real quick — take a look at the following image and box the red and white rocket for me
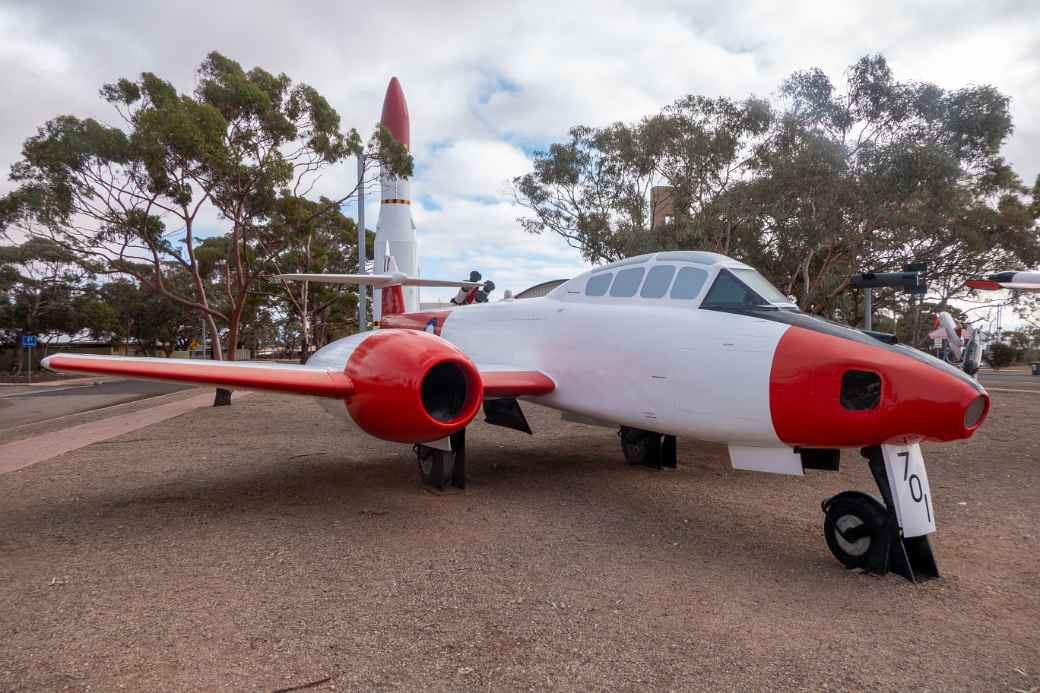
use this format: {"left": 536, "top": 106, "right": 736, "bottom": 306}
{"left": 374, "top": 77, "right": 418, "bottom": 319}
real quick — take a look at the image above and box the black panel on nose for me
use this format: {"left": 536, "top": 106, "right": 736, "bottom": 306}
{"left": 840, "top": 370, "right": 882, "bottom": 411}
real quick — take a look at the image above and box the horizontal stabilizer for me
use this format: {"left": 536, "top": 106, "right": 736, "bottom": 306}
{"left": 277, "top": 272, "right": 481, "bottom": 289}
{"left": 41, "top": 354, "right": 354, "bottom": 399}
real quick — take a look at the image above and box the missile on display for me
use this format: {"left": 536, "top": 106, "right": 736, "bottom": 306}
{"left": 374, "top": 77, "right": 418, "bottom": 320}
{"left": 966, "top": 271, "right": 1040, "bottom": 292}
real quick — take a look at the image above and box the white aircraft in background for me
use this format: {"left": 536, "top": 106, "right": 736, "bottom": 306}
{"left": 42, "top": 251, "right": 990, "bottom": 583}
{"left": 928, "top": 312, "right": 983, "bottom": 375}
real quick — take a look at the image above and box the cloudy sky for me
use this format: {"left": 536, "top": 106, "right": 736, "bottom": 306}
{"left": 2, "top": 0, "right": 1038, "bottom": 301}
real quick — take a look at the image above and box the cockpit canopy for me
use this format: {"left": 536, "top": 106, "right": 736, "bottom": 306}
{"left": 552, "top": 251, "right": 798, "bottom": 310}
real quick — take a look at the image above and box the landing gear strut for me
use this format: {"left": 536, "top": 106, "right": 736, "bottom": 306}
{"left": 414, "top": 429, "right": 467, "bottom": 491}
{"left": 822, "top": 445, "right": 939, "bottom": 582}
{"left": 619, "top": 427, "right": 676, "bottom": 469}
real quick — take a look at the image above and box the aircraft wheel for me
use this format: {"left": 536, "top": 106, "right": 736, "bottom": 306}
{"left": 822, "top": 491, "right": 889, "bottom": 570}
{"left": 415, "top": 445, "right": 448, "bottom": 490}
{"left": 619, "top": 427, "right": 662, "bottom": 467}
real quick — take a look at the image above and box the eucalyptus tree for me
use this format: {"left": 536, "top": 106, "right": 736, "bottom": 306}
{"left": 263, "top": 196, "right": 373, "bottom": 362}
{"left": 739, "top": 55, "right": 1040, "bottom": 319}
{"left": 0, "top": 238, "right": 103, "bottom": 371}
{"left": 1, "top": 51, "right": 411, "bottom": 404}
{"left": 514, "top": 54, "right": 1040, "bottom": 324}
{"left": 513, "top": 95, "right": 771, "bottom": 262}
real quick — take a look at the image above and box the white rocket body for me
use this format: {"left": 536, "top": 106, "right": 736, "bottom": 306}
{"left": 375, "top": 172, "right": 417, "bottom": 318}
{"left": 373, "top": 77, "right": 418, "bottom": 320}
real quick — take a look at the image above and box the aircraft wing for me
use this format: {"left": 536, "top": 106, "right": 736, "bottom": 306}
{"left": 40, "top": 354, "right": 555, "bottom": 401}
{"left": 479, "top": 367, "right": 556, "bottom": 398}
{"left": 277, "top": 273, "right": 481, "bottom": 289}
{"left": 41, "top": 354, "right": 355, "bottom": 398}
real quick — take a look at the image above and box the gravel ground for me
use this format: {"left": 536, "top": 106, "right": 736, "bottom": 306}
{"left": 0, "top": 390, "right": 1037, "bottom": 692}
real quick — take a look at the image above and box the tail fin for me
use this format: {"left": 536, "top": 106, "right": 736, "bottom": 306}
{"left": 380, "top": 251, "right": 405, "bottom": 316}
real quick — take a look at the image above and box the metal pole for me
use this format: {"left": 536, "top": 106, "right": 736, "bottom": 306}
{"left": 863, "top": 289, "right": 872, "bottom": 331}
{"left": 357, "top": 154, "right": 368, "bottom": 331}
{"left": 27, "top": 344, "right": 32, "bottom": 384}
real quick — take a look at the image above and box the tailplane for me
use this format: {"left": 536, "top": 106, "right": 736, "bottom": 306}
{"left": 277, "top": 250, "right": 480, "bottom": 319}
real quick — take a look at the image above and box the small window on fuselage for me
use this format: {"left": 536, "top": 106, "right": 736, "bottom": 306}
{"left": 640, "top": 265, "right": 676, "bottom": 298}
{"left": 585, "top": 272, "right": 612, "bottom": 296}
{"left": 670, "top": 266, "right": 709, "bottom": 300}
{"left": 610, "top": 267, "right": 646, "bottom": 297}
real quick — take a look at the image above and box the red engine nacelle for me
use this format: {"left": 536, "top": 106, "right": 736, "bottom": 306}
{"left": 344, "top": 329, "right": 483, "bottom": 443}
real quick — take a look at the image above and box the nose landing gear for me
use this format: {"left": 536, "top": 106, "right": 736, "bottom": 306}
{"left": 822, "top": 491, "right": 892, "bottom": 572}
{"left": 822, "top": 445, "right": 940, "bottom": 582}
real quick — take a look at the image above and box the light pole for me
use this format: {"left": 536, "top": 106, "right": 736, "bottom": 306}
{"left": 357, "top": 154, "right": 367, "bottom": 331}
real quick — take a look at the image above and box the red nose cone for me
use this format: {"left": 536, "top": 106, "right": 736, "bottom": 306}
{"left": 380, "top": 77, "right": 410, "bottom": 151}
{"left": 770, "top": 326, "right": 989, "bottom": 447}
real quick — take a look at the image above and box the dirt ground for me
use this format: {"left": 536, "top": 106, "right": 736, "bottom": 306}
{"left": 0, "top": 390, "right": 1037, "bottom": 692}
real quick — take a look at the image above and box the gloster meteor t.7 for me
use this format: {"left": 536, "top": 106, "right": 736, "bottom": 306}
{"left": 43, "top": 251, "right": 990, "bottom": 582}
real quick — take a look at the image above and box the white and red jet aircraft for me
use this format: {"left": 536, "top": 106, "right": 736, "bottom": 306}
{"left": 42, "top": 251, "right": 990, "bottom": 582}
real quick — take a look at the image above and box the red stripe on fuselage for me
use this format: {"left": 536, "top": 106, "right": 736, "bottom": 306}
{"left": 380, "top": 310, "right": 453, "bottom": 335}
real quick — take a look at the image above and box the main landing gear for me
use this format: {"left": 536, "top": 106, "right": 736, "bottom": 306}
{"left": 821, "top": 445, "right": 939, "bottom": 582}
{"left": 414, "top": 429, "right": 467, "bottom": 491}
{"left": 618, "top": 427, "right": 677, "bottom": 469}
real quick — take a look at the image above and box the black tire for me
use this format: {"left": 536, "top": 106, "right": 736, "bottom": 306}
{"left": 823, "top": 491, "right": 890, "bottom": 571}
{"left": 619, "top": 427, "right": 662, "bottom": 467}
{"left": 415, "top": 445, "right": 448, "bottom": 490}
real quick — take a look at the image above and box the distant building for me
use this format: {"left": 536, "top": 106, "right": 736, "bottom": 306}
{"left": 515, "top": 279, "right": 568, "bottom": 299}
{"left": 651, "top": 186, "right": 676, "bottom": 229}
{"left": 420, "top": 302, "right": 454, "bottom": 311}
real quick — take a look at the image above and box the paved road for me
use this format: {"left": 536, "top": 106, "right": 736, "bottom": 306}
{"left": 0, "top": 380, "right": 193, "bottom": 431}
{"left": 977, "top": 371, "right": 1040, "bottom": 388}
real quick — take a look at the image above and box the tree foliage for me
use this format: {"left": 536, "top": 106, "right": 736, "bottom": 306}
{"left": 1, "top": 51, "right": 410, "bottom": 400}
{"left": 987, "top": 342, "right": 1015, "bottom": 370}
{"left": 515, "top": 55, "right": 1040, "bottom": 322}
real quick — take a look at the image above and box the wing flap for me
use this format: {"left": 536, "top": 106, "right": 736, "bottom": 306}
{"left": 480, "top": 370, "right": 555, "bottom": 398}
{"left": 41, "top": 354, "right": 354, "bottom": 399}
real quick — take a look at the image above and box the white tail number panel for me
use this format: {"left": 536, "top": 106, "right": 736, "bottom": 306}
{"left": 881, "top": 443, "right": 936, "bottom": 537}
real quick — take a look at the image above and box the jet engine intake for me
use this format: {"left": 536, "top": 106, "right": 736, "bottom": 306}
{"left": 344, "top": 329, "right": 482, "bottom": 443}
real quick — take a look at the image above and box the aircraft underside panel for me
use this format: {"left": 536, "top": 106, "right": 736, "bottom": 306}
{"left": 728, "top": 445, "right": 803, "bottom": 475}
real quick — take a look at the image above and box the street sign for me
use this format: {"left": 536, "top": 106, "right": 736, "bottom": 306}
{"left": 21, "top": 335, "right": 37, "bottom": 348}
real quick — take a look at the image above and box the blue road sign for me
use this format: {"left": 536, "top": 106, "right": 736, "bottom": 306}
{"left": 21, "top": 335, "right": 37, "bottom": 348}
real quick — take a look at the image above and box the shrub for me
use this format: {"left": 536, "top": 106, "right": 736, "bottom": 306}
{"left": 987, "top": 342, "right": 1016, "bottom": 370}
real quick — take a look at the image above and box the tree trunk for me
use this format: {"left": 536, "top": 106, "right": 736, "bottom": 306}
{"left": 299, "top": 316, "right": 310, "bottom": 365}
{"left": 206, "top": 313, "right": 232, "bottom": 407}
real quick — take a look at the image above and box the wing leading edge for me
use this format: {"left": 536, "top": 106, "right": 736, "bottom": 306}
{"left": 480, "top": 370, "right": 556, "bottom": 398}
{"left": 41, "top": 354, "right": 354, "bottom": 399}
{"left": 41, "top": 354, "right": 555, "bottom": 401}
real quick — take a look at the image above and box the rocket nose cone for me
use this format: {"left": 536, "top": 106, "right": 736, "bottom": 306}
{"left": 380, "top": 77, "right": 410, "bottom": 151}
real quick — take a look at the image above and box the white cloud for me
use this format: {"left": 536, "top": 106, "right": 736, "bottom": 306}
{"left": 2, "top": 0, "right": 1038, "bottom": 301}
{"left": 419, "top": 139, "right": 531, "bottom": 200}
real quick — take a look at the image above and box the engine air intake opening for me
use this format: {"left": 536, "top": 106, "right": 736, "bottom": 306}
{"left": 421, "top": 361, "right": 470, "bottom": 422}
{"left": 840, "top": 370, "right": 882, "bottom": 411}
